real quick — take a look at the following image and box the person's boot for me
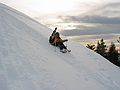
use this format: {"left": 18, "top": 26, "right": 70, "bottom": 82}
{"left": 60, "top": 49, "right": 67, "bottom": 53}
{"left": 66, "top": 49, "right": 71, "bottom": 52}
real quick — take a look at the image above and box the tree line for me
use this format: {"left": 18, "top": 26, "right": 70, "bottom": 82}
{"left": 86, "top": 37, "right": 120, "bottom": 67}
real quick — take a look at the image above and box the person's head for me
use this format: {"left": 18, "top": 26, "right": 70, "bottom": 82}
{"left": 52, "top": 32, "right": 56, "bottom": 36}
{"left": 55, "top": 32, "right": 60, "bottom": 37}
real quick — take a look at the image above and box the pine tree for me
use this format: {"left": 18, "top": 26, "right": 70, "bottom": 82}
{"left": 95, "top": 41, "right": 100, "bottom": 52}
{"left": 86, "top": 43, "right": 95, "bottom": 50}
{"left": 117, "top": 37, "right": 120, "bottom": 64}
{"left": 117, "top": 37, "right": 120, "bottom": 43}
{"left": 108, "top": 42, "right": 119, "bottom": 66}
{"left": 95, "top": 39, "right": 107, "bottom": 57}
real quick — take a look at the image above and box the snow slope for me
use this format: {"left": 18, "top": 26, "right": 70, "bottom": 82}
{"left": 0, "top": 3, "right": 120, "bottom": 90}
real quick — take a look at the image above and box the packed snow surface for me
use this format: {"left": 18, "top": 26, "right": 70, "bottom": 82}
{"left": 0, "top": 3, "right": 120, "bottom": 90}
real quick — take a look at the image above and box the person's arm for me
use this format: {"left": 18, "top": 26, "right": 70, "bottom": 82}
{"left": 52, "top": 27, "right": 57, "bottom": 36}
{"left": 62, "top": 39, "right": 68, "bottom": 42}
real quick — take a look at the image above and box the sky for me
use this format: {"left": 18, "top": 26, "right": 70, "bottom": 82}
{"left": 0, "top": 0, "right": 120, "bottom": 17}
{"left": 0, "top": 0, "right": 120, "bottom": 46}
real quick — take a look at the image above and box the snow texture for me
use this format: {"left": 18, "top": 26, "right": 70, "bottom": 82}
{"left": 0, "top": 3, "right": 120, "bottom": 90}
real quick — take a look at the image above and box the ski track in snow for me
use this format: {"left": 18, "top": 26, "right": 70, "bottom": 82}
{"left": 0, "top": 3, "right": 120, "bottom": 90}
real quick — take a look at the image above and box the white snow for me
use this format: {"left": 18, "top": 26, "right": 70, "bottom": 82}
{"left": 0, "top": 3, "right": 120, "bottom": 90}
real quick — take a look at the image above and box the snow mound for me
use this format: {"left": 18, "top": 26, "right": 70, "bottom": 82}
{"left": 0, "top": 3, "right": 120, "bottom": 90}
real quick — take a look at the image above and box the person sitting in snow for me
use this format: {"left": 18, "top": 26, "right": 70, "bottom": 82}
{"left": 49, "top": 27, "right": 71, "bottom": 53}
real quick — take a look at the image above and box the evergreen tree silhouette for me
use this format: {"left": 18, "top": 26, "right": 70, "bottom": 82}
{"left": 86, "top": 43, "right": 95, "bottom": 50}
{"left": 95, "top": 38, "right": 106, "bottom": 57}
{"left": 108, "top": 42, "right": 119, "bottom": 67}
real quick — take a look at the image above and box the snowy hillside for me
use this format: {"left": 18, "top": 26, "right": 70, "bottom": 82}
{"left": 0, "top": 3, "right": 120, "bottom": 90}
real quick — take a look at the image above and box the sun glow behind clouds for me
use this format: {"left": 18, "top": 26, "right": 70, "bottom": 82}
{"left": 27, "top": 0, "right": 75, "bottom": 14}
{"left": 1, "top": 0, "right": 119, "bottom": 17}
{"left": 0, "top": 0, "right": 105, "bottom": 17}
{"left": 0, "top": 0, "right": 79, "bottom": 16}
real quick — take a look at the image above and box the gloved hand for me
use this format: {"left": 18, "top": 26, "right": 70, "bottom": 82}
{"left": 64, "top": 39, "right": 68, "bottom": 42}
{"left": 54, "top": 27, "right": 57, "bottom": 32}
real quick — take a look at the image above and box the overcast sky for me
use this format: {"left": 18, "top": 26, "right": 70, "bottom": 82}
{"left": 0, "top": 0, "right": 120, "bottom": 17}
{"left": 0, "top": 0, "right": 120, "bottom": 45}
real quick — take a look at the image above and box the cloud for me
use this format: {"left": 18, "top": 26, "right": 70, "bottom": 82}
{"left": 74, "top": 16, "right": 120, "bottom": 24}
{"left": 59, "top": 15, "right": 120, "bottom": 24}
{"left": 61, "top": 24, "right": 120, "bottom": 36}
{"left": 91, "top": 2, "right": 120, "bottom": 17}
{"left": 58, "top": 2, "right": 120, "bottom": 24}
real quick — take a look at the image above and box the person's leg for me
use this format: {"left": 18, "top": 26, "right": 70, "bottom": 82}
{"left": 59, "top": 42, "right": 71, "bottom": 52}
{"left": 57, "top": 42, "right": 71, "bottom": 52}
{"left": 58, "top": 42, "right": 67, "bottom": 50}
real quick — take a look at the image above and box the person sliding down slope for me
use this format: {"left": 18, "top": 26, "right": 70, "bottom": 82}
{"left": 49, "top": 27, "right": 71, "bottom": 53}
